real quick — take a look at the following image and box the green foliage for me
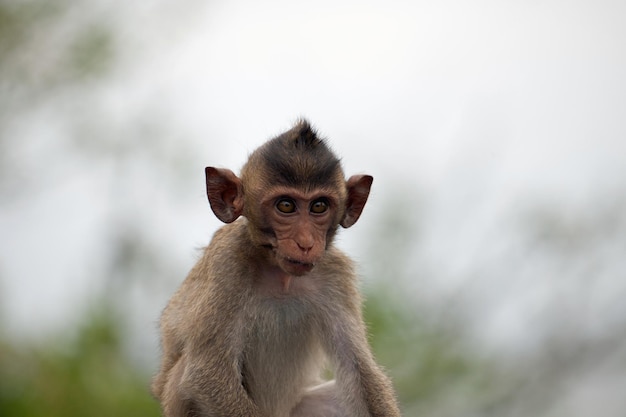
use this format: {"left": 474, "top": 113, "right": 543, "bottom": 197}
{"left": 0, "top": 309, "right": 161, "bottom": 417}
{"left": 364, "top": 287, "right": 500, "bottom": 415}
{"left": 360, "top": 199, "right": 508, "bottom": 416}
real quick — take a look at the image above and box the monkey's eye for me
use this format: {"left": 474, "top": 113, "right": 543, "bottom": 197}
{"left": 310, "top": 198, "right": 329, "bottom": 214}
{"left": 276, "top": 198, "right": 297, "bottom": 214}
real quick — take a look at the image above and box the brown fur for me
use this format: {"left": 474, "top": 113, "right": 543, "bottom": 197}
{"left": 152, "top": 121, "right": 401, "bottom": 417}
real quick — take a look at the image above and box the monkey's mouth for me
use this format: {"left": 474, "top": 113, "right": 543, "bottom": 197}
{"left": 287, "top": 258, "right": 314, "bottom": 268}
{"left": 284, "top": 258, "right": 315, "bottom": 275}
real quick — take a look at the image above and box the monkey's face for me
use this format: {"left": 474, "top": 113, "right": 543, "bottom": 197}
{"left": 259, "top": 187, "right": 340, "bottom": 277}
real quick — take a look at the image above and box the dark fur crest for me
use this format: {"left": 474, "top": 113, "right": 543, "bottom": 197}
{"left": 252, "top": 120, "right": 343, "bottom": 189}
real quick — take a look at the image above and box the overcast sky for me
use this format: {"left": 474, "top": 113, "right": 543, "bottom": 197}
{"left": 1, "top": 0, "right": 625, "bottom": 358}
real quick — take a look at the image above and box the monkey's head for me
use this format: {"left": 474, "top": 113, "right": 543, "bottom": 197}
{"left": 205, "top": 120, "right": 372, "bottom": 276}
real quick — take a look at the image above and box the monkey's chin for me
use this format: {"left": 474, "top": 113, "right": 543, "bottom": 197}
{"left": 280, "top": 258, "right": 315, "bottom": 276}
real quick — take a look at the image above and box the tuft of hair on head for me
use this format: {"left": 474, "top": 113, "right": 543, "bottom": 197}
{"left": 244, "top": 119, "right": 344, "bottom": 191}
{"left": 288, "top": 119, "right": 321, "bottom": 148}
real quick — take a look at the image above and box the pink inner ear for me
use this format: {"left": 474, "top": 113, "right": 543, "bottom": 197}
{"left": 205, "top": 167, "right": 244, "bottom": 223}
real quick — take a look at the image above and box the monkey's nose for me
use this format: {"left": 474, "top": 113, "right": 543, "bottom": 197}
{"left": 296, "top": 235, "right": 315, "bottom": 253}
{"left": 297, "top": 242, "right": 312, "bottom": 254}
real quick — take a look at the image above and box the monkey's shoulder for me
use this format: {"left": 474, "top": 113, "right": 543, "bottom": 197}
{"left": 323, "top": 245, "right": 354, "bottom": 264}
{"left": 206, "top": 219, "right": 251, "bottom": 250}
{"left": 198, "top": 220, "right": 254, "bottom": 272}
{"left": 313, "top": 247, "right": 362, "bottom": 301}
{"left": 169, "top": 222, "right": 249, "bottom": 301}
{"left": 319, "top": 246, "right": 354, "bottom": 271}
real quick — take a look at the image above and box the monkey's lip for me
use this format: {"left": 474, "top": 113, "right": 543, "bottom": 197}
{"left": 284, "top": 258, "right": 315, "bottom": 274}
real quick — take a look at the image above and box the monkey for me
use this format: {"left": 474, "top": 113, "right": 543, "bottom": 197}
{"left": 152, "top": 120, "right": 401, "bottom": 417}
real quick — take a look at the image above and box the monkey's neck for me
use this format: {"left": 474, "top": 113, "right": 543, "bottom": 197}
{"left": 281, "top": 275, "right": 292, "bottom": 292}
{"left": 256, "top": 264, "right": 300, "bottom": 296}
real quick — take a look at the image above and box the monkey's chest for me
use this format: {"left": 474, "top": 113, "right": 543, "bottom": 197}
{"left": 244, "top": 299, "right": 322, "bottom": 368}
{"left": 241, "top": 300, "right": 325, "bottom": 413}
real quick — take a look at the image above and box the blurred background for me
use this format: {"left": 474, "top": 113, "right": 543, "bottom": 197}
{"left": 1, "top": 0, "right": 625, "bottom": 416}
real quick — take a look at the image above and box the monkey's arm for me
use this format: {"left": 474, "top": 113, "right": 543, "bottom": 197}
{"left": 328, "top": 313, "right": 402, "bottom": 417}
{"left": 179, "top": 341, "right": 263, "bottom": 417}
{"left": 157, "top": 317, "right": 264, "bottom": 417}
{"left": 316, "top": 251, "right": 401, "bottom": 417}
{"left": 155, "top": 275, "right": 264, "bottom": 417}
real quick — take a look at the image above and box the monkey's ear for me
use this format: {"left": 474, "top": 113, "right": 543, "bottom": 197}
{"left": 340, "top": 175, "right": 373, "bottom": 228}
{"left": 205, "top": 167, "right": 244, "bottom": 223}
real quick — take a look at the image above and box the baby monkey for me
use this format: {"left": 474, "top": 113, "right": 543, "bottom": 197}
{"left": 152, "top": 120, "right": 401, "bottom": 417}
